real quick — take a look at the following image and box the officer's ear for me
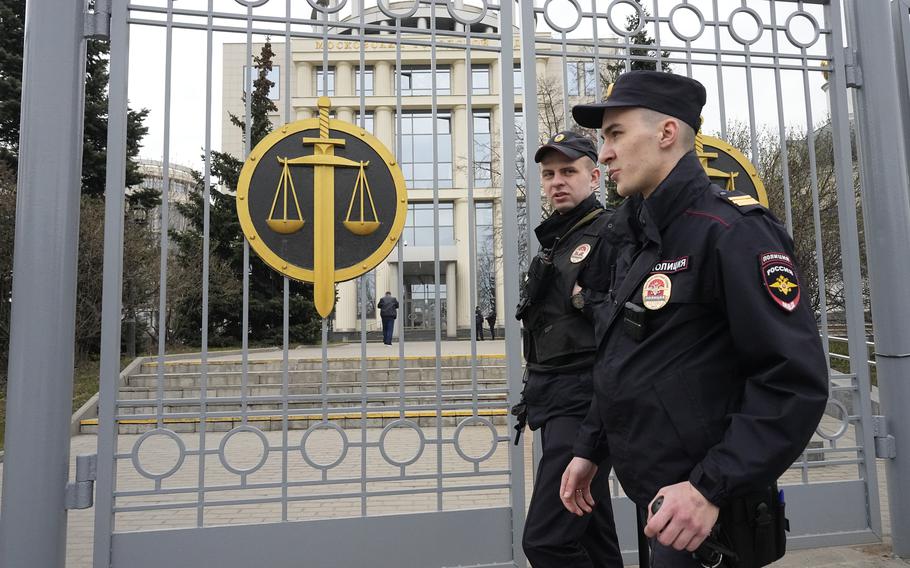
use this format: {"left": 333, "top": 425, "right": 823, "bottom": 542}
{"left": 588, "top": 159, "right": 601, "bottom": 188}
{"left": 657, "top": 118, "right": 680, "bottom": 150}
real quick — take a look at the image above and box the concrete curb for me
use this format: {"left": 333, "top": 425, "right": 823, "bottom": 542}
{"left": 69, "top": 356, "right": 146, "bottom": 436}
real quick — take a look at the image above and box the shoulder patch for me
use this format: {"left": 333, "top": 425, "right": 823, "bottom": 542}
{"left": 759, "top": 251, "right": 800, "bottom": 312}
{"left": 718, "top": 190, "right": 766, "bottom": 214}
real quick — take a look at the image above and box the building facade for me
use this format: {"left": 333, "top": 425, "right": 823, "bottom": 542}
{"left": 222, "top": 3, "right": 610, "bottom": 337}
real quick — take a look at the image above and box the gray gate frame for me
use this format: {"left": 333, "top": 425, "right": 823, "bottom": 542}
{"left": 91, "top": 1, "right": 527, "bottom": 567}
{"left": 5, "top": 0, "right": 909, "bottom": 567}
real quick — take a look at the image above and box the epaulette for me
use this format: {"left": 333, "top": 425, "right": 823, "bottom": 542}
{"left": 715, "top": 189, "right": 766, "bottom": 215}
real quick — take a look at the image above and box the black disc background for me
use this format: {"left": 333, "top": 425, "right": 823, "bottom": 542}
{"left": 246, "top": 127, "right": 398, "bottom": 272}
{"left": 703, "top": 143, "right": 762, "bottom": 202}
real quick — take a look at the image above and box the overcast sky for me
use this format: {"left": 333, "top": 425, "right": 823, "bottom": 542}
{"left": 127, "top": 0, "right": 837, "bottom": 172}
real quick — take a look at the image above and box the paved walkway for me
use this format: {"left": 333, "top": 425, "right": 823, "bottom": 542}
{"left": 1, "top": 341, "right": 908, "bottom": 566}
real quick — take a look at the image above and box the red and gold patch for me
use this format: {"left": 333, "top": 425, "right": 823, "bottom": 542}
{"left": 760, "top": 252, "right": 800, "bottom": 312}
{"left": 642, "top": 274, "right": 672, "bottom": 310}
{"left": 570, "top": 243, "right": 592, "bottom": 264}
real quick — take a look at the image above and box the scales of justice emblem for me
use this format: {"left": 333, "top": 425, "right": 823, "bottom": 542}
{"left": 236, "top": 97, "right": 408, "bottom": 318}
{"left": 695, "top": 129, "right": 769, "bottom": 207}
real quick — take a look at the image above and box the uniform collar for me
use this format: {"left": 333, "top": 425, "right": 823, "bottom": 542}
{"left": 639, "top": 151, "right": 711, "bottom": 235}
{"left": 534, "top": 193, "right": 602, "bottom": 249}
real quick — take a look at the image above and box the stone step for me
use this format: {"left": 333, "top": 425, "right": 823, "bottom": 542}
{"left": 125, "top": 365, "right": 507, "bottom": 388}
{"left": 117, "top": 378, "right": 507, "bottom": 400}
{"left": 79, "top": 409, "right": 509, "bottom": 435}
{"left": 139, "top": 354, "right": 505, "bottom": 374}
{"left": 114, "top": 391, "right": 509, "bottom": 416}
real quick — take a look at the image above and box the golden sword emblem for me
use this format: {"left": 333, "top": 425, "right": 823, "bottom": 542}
{"left": 281, "top": 96, "right": 361, "bottom": 318}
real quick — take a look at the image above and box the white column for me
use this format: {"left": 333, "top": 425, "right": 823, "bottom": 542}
{"left": 335, "top": 280, "right": 357, "bottom": 332}
{"left": 445, "top": 261, "right": 457, "bottom": 338}
{"left": 452, "top": 105, "right": 468, "bottom": 189}
{"left": 493, "top": 198, "right": 505, "bottom": 326}
{"left": 297, "top": 61, "right": 312, "bottom": 96}
{"left": 337, "top": 106, "right": 354, "bottom": 124}
{"left": 387, "top": 262, "right": 400, "bottom": 339}
{"left": 375, "top": 60, "right": 392, "bottom": 96}
{"left": 454, "top": 197, "right": 472, "bottom": 330}
{"left": 336, "top": 60, "right": 353, "bottom": 96}
{"left": 375, "top": 262, "right": 390, "bottom": 331}
{"left": 375, "top": 105, "right": 394, "bottom": 150}
{"left": 453, "top": 59, "right": 466, "bottom": 96}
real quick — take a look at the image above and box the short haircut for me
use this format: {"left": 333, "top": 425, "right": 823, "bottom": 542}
{"left": 640, "top": 108, "right": 697, "bottom": 150}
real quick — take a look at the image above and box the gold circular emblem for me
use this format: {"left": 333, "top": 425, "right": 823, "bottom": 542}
{"left": 553, "top": 133, "right": 565, "bottom": 142}
{"left": 696, "top": 134, "right": 769, "bottom": 206}
{"left": 642, "top": 274, "right": 672, "bottom": 310}
{"left": 236, "top": 98, "right": 408, "bottom": 317}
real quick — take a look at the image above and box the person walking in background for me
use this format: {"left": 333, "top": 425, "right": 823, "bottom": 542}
{"left": 486, "top": 309, "right": 496, "bottom": 340}
{"left": 377, "top": 291, "right": 399, "bottom": 345}
{"left": 475, "top": 306, "right": 485, "bottom": 340}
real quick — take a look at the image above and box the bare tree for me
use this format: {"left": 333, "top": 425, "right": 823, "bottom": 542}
{"left": 723, "top": 120, "right": 866, "bottom": 319}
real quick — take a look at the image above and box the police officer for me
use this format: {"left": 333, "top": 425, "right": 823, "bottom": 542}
{"left": 517, "top": 131, "right": 622, "bottom": 568}
{"left": 558, "top": 71, "right": 829, "bottom": 567}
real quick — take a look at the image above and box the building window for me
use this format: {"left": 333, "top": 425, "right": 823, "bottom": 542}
{"left": 244, "top": 65, "right": 280, "bottom": 100}
{"left": 473, "top": 112, "right": 492, "bottom": 188}
{"left": 355, "top": 66, "right": 373, "bottom": 96}
{"left": 403, "top": 202, "right": 455, "bottom": 247}
{"left": 472, "top": 65, "right": 490, "bottom": 95}
{"left": 399, "top": 112, "right": 452, "bottom": 188}
{"left": 397, "top": 66, "right": 450, "bottom": 96}
{"left": 514, "top": 64, "right": 523, "bottom": 95}
{"left": 567, "top": 61, "right": 596, "bottom": 97}
{"left": 476, "top": 201, "right": 496, "bottom": 315}
{"left": 356, "top": 271, "right": 376, "bottom": 319}
{"left": 315, "top": 67, "right": 335, "bottom": 96}
{"left": 355, "top": 112, "right": 374, "bottom": 134}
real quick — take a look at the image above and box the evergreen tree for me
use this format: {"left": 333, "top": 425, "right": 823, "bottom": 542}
{"left": 604, "top": 1, "right": 672, "bottom": 84}
{"left": 172, "top": 39, "right": 320, "bottom": 347}
{"left": 0, "top": 0, "right": 23, "bottom": 171}
{"left": 82, "top": 40, "right": 157, "bottom": 208}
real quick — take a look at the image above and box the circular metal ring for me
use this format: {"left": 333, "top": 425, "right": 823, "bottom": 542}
{"left": 306, "top": 0, "right": 347, "bottom": 14}
{"left": 233, "top": 0, "right": 271, "bottom": 7}
{"left": 377, "top": 0, "right": 420, "bottom": 20}
{"left": 453, "top": 416, "right": 498, "bottom": 463}
{"left": 728, "top": 6, "right": 764, "bottom": 46}
{"left": 668, "top": 4, "right": 705, "bottom": 43}
{"left": 299, "top": 421, "right": 350, "bottom": 470}
{"left": 607, "top": 0, "right": 644, "bottom": 38}
{"left": 447, "top": 0, "right": 489, "bottom": 26}
{"left": 131, "top": 428, "right": 186, "bottom": 481}
{"left": 815, "top": 398, "right": 850, "bottom": 441}
{"left": 784, "top": 11, "right": 820, "bottom": 49}
{"left": 542, "top": 0, "right": 583, "bottom": 34}
{"left": 379, "top": 419, "right": 426, "bottom": 467}
{"left": 218, "top": 425, "right": 270, "bottom": 476}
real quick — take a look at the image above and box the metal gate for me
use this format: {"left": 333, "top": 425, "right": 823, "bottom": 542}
{"left": 515, "top": 0, "right": 882, "bottom": 559}
{"left": 93, "top": 1, "right": 526, "bottom": 566}
{"left": 88, "top": 0, "right": 883, "bottom": 567}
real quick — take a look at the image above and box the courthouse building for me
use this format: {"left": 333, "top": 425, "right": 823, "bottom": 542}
{"left": 221, "top": 2, "right": 609, "bottom": 338}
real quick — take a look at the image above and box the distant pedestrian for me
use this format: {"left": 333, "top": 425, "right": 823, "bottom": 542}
{"left": 486, "top": 310, "right": 496, "bottom": 340}
{"left": 475, "top": 306, "right": 485, "bottom": 340}
{"left": 377, "top": 291, "right": 399, "bottom": 345}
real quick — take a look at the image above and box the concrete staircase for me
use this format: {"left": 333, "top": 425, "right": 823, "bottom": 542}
{"left": 79, "top": 354, "right": 510, "bottom": 435}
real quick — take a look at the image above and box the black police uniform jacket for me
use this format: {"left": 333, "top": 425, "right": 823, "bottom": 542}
{"left": 574, "top": 151, "right": 828, "bottom": 508}
{"left": 519, "top": 194, "right": 611, "bottom": 427}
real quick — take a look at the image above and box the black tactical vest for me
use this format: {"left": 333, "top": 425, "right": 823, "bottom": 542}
{"left": 520, "top": 208, "right": 609, "bottom": 373}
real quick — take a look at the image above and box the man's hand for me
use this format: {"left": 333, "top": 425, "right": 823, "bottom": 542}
{"left": 559, "top": 457, "right": 597, "bottom": 516}
{"left": 645, "top": 481, "right": 719, "bottom": 551}
{"left": 572, "top": 282, "right": 583, "bottom": 296}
